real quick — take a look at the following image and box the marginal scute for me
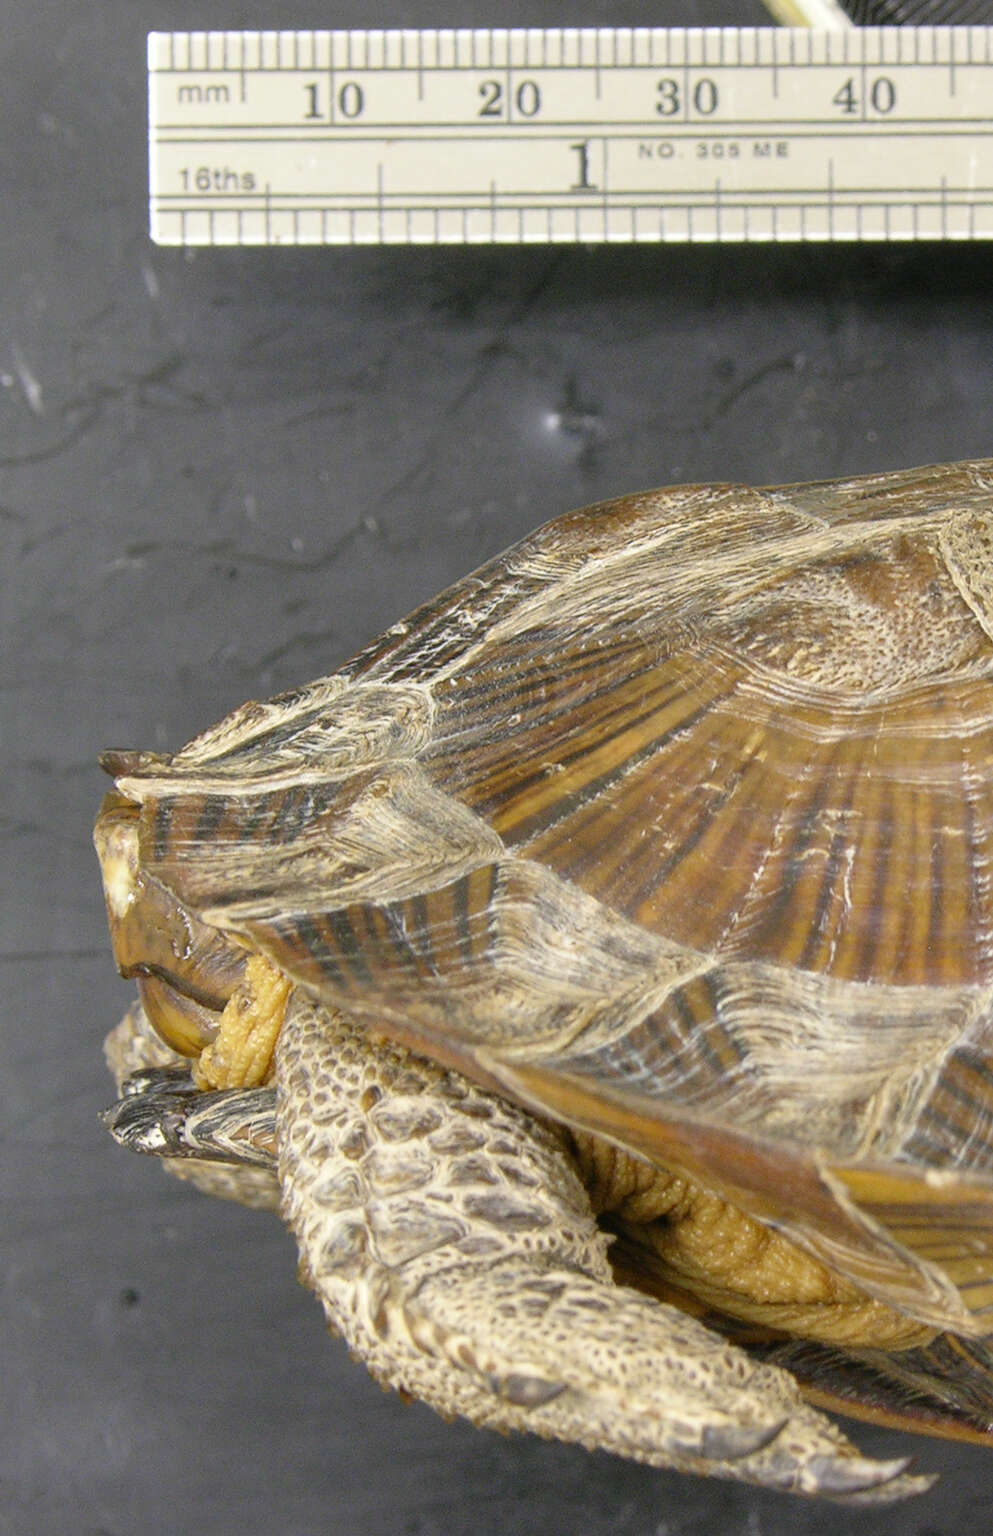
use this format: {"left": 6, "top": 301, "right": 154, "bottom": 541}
{"left": 245, "top": 855, "right": 703, "bottom": 1060}
{"left": 134, "top": 763, "right": 505, "bottom": 928}
{"left": 174, "top": 677, "right": 349, "bottom": 765}
{"left": 117, "top": 680, "right": 434, "bottom": 796}
{"left": 550, "top": 962, "right": 984, "bottom": 1166}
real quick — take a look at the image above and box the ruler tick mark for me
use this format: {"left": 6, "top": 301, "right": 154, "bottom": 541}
{"left": 150, "top": 25, "right": 993, "bottom": 246}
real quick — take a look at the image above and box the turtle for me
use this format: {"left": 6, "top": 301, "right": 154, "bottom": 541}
{"left": 94, "top": 458, "right": 993, "bottom": 1504}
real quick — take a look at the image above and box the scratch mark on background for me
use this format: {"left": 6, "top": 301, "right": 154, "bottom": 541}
{"left": 0, "top": 948, "right": 106, "bottom": 964}
{"left": 11, "top": 343, "right": 44, "bottom": 415}
{"left": 0, "top": 353, "right": 204, "bottom": 468}
{"left": 363, "top": 254, "right": 566, "bottom": 523}
{"left": 0, "top": 414, "right": 98, "bottom": 468}
{"left": 114, "top": 520, "right": 364, "bottom": 576}
{"left": 699, "top": 353, "right": 802, "bottom": 433}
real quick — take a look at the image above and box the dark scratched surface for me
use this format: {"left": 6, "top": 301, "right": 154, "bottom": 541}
{"left": 4, "top": 2, "right": 993, "bottom": 1533}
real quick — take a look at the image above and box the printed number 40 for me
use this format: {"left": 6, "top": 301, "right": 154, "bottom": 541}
{"left": 832, "top": 76, "right": 896, "bottom": 114}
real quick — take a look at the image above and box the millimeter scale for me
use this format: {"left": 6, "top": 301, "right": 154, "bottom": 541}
{"left": 149, "top": 27, "right": 993, "bottom": 245}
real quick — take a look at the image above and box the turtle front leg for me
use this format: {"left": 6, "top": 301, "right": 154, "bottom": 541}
{"left": 276, "top": 995, "right": 931, "bottom": 1503}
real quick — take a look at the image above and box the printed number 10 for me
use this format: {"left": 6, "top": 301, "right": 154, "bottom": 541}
{"left": 304, "top": 81, "right": 365, "bottom": 119}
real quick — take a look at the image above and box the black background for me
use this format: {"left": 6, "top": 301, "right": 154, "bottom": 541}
{"left": 4, "top": 2, "right": 993, "bottom": 1532}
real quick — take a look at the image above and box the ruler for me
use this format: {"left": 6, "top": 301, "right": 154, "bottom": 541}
{"left": 148, "top": 27, "right": 993, "bottom": 245}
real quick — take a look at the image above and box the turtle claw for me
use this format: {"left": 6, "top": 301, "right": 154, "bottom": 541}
{"left": 668, "top": 1419, "right": 928, "bottom": 1499}
{"left": 488, "top": 1371, "right": 567, "bottom": 1408}
{"left": 803, "top": 1452, "right": 917, "bottom": 1497}
{"left": 699, "top": 1418, "right": 788, "bottom": 1461}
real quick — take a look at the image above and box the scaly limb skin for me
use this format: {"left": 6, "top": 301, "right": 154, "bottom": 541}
{"left": 276, "top": 994, "right": 932, "bottom": 1503}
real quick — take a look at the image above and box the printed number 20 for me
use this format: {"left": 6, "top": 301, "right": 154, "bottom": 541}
{"left": 478, "top": 79, "right": 542, "bottom": 117}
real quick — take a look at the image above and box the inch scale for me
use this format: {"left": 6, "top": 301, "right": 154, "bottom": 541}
{"left": 149, "top": 27, "right": 993, "bottom": 245}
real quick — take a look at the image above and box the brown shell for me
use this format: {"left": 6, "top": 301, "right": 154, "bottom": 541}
{"left": 109, "top": 460, "right": 993, "bottom": 1423}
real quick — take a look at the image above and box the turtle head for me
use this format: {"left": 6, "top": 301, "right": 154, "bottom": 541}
{"left": 94, "top": 786, "right": 240, "bottom": 1057}
{"left": 94, "top": 778, "right": 289, "bottom": 1088}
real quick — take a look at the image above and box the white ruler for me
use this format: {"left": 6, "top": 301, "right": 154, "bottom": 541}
{"left": 148, "top": 27, "right": 993, "bottom": 245}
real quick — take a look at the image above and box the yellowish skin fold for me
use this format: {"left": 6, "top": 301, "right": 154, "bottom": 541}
{"left": 192, "top": 951, "right": 291, "bottom": 1090}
